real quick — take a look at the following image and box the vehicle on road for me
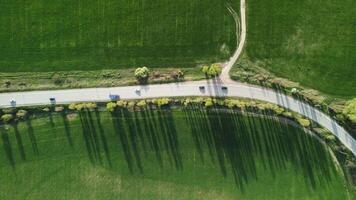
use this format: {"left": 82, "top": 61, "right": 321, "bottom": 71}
{"left": 10, "top": 99, "right": 16, "bottom": 107}
{"left": 109, "top": 94, "right": 120, "bottom": 101}
{"left": 49, "top": 97, "right": 56, "bottom": 104}
{"left": 221, "top": 86, "right": 228, "bottom": 91}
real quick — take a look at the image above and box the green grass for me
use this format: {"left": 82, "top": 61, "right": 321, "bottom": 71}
{"left": 245, "top": 0, "right": 356, "bottom": 97}
{"left": 0, "top": 0, "right": 237, "bottom": 72}
{"left": 0, "top": 67, "right": 205, "bottom": 93}
{"left": 0, "top": 108, "right": 350, "bottom": 199}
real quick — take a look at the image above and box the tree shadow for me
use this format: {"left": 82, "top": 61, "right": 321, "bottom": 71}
{"left": 0, "top": 127, "right": 15, "bottom": 168}
{"left": 95, "top": 109, "right": 112, "bottom": 168}
{"left": 182, "top": 107, "right": 337, "bottom": 192}
{"left": 13, "top": 123, "right": 26, "bottom": 161}
{"left": 25, "top": 119, "right": 39, "bottom": 155}
{"left": 61, "top": 112, "right": 73, "bottom": 147}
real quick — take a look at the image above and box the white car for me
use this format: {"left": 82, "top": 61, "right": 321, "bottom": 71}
{"left": 10, "top": 99, "right": 16, "bottom": 107}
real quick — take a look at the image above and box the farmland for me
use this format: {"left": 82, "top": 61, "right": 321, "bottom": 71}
{"left": 245, "top": 0, "right": 356, "bottom": 97}
{"left": 0, "top": 0, "right": 237, "bottom": 72}
{"left": 0, "top": 108, "right": 349, "bottom": 199}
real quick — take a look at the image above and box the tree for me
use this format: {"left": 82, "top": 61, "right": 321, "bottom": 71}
{"left": 117, "top": 100, "right": 127, "bottom": 108}
{"left": 134, "top": 67, "right": 150, "bottom": 83}
{"left": 16, "top": 110, "right": 28, "bottom": 120}
{"left": 343, "top": 98, "right": 356, "bottom": 123}
{"left": 106, "top": 102, "right": 117, "bottom": 112}
{"left": 171, "top": 70, "right": 184, "bottom": 80}
{"left": 201, "top": 64, "right": 222, "bottom": 78}
{"left": 156, "top": 98, "right": 170, "bottom": 107}
{"left": 137, "top": 100, "right": 147, "bottom": 108}
{"left": 1, "top": 114, "right": 13, "bottom": 123}
{"left": 204, "top": 98, "right": 214, "bottom": 108}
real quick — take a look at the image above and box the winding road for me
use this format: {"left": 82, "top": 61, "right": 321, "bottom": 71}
{"left": 1, "top": 0, "right": 355, "bottom": 156}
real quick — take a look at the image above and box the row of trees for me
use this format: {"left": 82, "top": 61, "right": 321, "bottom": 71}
{"left": 134, "top": 67, "right": 185, "bottom": 84}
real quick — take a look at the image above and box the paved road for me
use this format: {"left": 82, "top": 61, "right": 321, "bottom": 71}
{"left": 1, "top": 80, "right": 355, "bottom": 156}
{"left": 1, "top": 0, "right": 355, "bottom": 156}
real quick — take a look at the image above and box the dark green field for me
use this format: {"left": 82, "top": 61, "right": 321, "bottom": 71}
{"left": 0, "top": 0, "right": 237, "bottom": 72}
{"left": 246, "top": 0, "right": 356, "bottom": 97}
{"left": 0, "top": 108, "right": 349, "bottom": 199}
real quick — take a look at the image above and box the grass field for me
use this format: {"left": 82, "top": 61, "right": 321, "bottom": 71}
{"left": 0, "top": 0, "right": 237, "bottom": 72}
{"left": 245, "top": 0, "right": 356, "bottom": 97}
{"left": 0, "top": 108, "right": 349, "bottom": 199}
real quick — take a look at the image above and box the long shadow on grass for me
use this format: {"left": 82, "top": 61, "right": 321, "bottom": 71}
{"left": 13, "top": 123, "right": 26, "bottom": 161}
{"left": 61, "top": 112, "right": 73, "bottom": 148}
{"left": 108, "top": 105, "right": 184, "bottom": 173}
{"left": 183, "top": 106, "right": 337, "bottom": 192}
{"left": 0, "top": 127, "right": 15, "bottom": 168}
{"left": 25, "top": 119, "right": 39, "bottom": 155}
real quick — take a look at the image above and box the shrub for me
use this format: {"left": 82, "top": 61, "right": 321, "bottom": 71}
{"left": 117, "top": 100, "right": 127, "bottom": 108}
{"left": 68, "top": 103, "right": 76, "bottom": 110}
{"left": 85, "top": 103, "right": 97, "bottom": 110}
{"left": 297, "top": 118, "right": 311, "bottom": 127}
{"left": 171, "top": 70, "right": 184, "bottom": 80}
{"left": 106, "top": 102, "right": 117, "bottom": 112}
{"left": 204, "top": 98, "right": 214, "bottom": 107}
{"left": 55, "top": 106, "right": 65, "bottom": 112}
{"left": 137, "top": 100, "right": 147, "bottom": 108}
{"left": 2, "top": 108, "right": 15, "bottom": 114}
{"left": 42, "top": 107, "right": 50, "bottom": 112}
{"left": 134, "top": 67, "right": 150, "bottom": 83}
{"left": 127, "top": 101, "right": 136, "bottom": 108}
{"left": 343, "top": 98, "right": 356, "bottom": 123}
{"left": 1, "top": 114, "right": 13, "bottom": 123}
{"left": 16, "top": 110, "right": 28, "bottom": 120}
{"left": 202, "top": 64, "right": 222, "bottom": 77}
{"left": 156, "top": 98, "right": 170, "bottom": 107}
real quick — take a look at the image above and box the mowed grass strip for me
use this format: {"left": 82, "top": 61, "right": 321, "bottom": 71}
{"left": 0, "top": 0, "right": 237, "bottom": 72}
{"left": 0, "top": 109, "right": 349, "bottom": 199}
{"left": 246, "top": 0, "right": 356, "bottom": 97}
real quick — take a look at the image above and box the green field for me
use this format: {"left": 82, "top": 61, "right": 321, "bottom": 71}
{"left": 0, "top": 108, "right": 349, "bottom": 199}
{"left": 0, "top": 0, "right": 237, "bottom": 72}
{"left": 246, "top": 0, "right": 356, "bottom": 97}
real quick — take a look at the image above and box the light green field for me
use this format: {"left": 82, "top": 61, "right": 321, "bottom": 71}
{"left": 245, "top": 0, "right": 356, "bottom": 97}
{"left": 0, "top": 108, "right": 349, "bottom": 199}
{"left": 0, "top": 0, "right": 237, "bottom": 72}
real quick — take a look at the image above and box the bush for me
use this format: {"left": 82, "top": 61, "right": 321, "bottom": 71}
{"left": 204, "top": 98, "right": 214, "bottom": 107}
{"left": 156, "top": 98, "right": 170, "bottom": 107}
{"left": 106, "top": 102, "right": 117, "bottom": 112}
{"left": 137, "top": 100, "right": 147, "bottom": 108}
{"left": 297, "top": 118, "right": 311, "bottom": 127}
{"left": 134, "top": 67, "right": 150, "bottom": 83}
{"left": 85, "top": 103, "right": 97, "bottom": 110}
{"left": 343, "top": 98, "right": 356, "bottom": 123}
{"left": 16, "top": 110, "right": 28, "bottom": 120}
{"left": 170, "top": 70, "right": 184, "bottom": 80}
{"left": 1, "top": 114, "right": 13, "bottom": 123}
{"left": 55, "top": 106, "right": 65, "bottom": 112}
{"left": 201, "top": 64, "right": 222, "bottom": 78}
{"left": 117, "top": 100, "right": 127, "bottom": 108}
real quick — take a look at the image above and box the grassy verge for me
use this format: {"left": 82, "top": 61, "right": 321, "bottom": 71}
{"left": 245, "top": 0, "right": 356, "bottom": 97}
{"left": 230, "top": 54, "right": 356, "bottom": 136}
{"left": 0, "top": 67, "right": 205, "bottom": 92}
{"left": 0, "top": 102, "right": 350, "bottom": 199}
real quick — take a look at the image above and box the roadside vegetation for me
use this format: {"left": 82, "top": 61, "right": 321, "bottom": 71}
{"left": 230, "top": 56, "right": 356, "bottom": 138}
{"left": 0, "top": 98, "right": 351, "bottom": 199}
{"left": 0, "top": 67, "right": 204, "bottom": 92}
